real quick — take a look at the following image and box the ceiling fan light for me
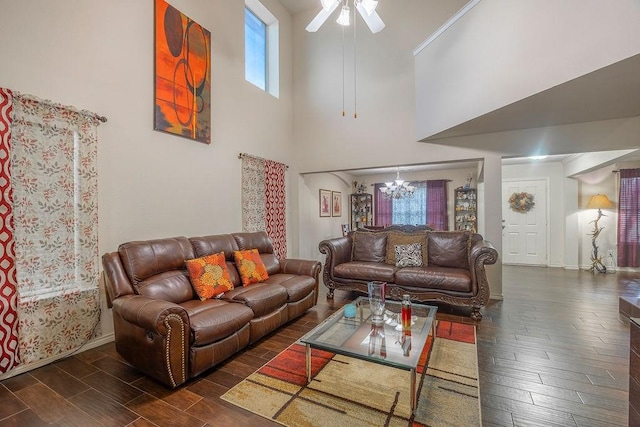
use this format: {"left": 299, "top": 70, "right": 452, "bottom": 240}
{"left": 321, "top": 0, "right": 337, "bottom": 11}
{"left": 360, "top": 0, "right": 378, "bottom": 15}
{"left": 336, "top": 5, "right": 350, "bottom": 26}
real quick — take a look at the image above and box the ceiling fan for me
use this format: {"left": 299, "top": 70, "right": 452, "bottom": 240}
{"left": 306, "top": 0, "right": 385, "bottom": 33}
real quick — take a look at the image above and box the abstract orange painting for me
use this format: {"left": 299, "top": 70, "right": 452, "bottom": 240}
{"left": 154, "top": 0, "right": 211, "bottom": 144}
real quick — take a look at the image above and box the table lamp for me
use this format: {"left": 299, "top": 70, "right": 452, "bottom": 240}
{"left": 585, "top": 194, "right": 614, "bottom": 273}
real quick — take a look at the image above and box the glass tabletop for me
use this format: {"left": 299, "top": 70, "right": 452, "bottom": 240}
{"left": 300, "top": 296, "right": 437, "bottom": 370}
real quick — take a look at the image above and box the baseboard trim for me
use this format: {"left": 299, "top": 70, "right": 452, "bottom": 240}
{"left": 0, "top": 333, "right": 115, "bottom": 381}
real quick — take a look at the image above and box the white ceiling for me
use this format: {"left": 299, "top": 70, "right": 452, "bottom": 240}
{"left": 279, "top": 0, "right": 317, "bottom": 15}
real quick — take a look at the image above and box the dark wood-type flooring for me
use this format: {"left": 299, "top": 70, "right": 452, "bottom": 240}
{"left": 0, "top": 265, "right": 637, "bottom": 426}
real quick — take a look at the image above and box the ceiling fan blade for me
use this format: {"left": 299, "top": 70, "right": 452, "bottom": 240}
{"left": 305, "top": 2, "right": 340, "bottom": 32}
{"left": 356, "top": 3, "right": 385, "bottom": 33}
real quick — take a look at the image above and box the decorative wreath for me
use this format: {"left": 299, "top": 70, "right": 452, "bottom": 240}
{"left": 508, "top": 192, "right": 535, "bottom": 213}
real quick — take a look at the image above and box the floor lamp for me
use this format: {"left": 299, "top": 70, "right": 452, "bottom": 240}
{"left": 585, "top": 194, "right": 614, "bottom": 273}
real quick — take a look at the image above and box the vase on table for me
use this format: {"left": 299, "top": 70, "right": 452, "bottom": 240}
{"left": 367, "top": 281, "right": 386, "bottom": 324}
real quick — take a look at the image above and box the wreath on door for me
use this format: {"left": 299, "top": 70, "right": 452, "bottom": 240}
{"left": 508, "top": 192, "right": 535, "bottom": 213}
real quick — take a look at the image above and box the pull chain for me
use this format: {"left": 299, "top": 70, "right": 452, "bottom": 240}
{"left": 353, "top": 2, "right": 357, "bottom": 119}
{"left": 342, "top": 23, "right": 345, "bottom": 117}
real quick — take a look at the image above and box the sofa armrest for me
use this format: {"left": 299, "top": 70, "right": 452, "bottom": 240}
{"left": 468, "top": 239, "right": 499, "bottom": 305}
{"left": 318, "top": 237, "right": 352, "bottom": 298}
{"left": 279, "top": 258, "right": 321, "bottom": 278}
{"left": 111, "top": 294, "right": 190, "bottom": 388}
{"left": 112, "top": 294, "right": 189, "bottom": 334}
{"left": 318, "top": 236, "right": 352, "bottom": 265}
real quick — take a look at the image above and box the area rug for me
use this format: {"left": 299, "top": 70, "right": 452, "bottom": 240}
{"left": 221, "top": 321, "right": 480, "bottom": 426}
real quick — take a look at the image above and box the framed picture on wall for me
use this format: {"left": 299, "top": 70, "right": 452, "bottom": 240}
{"left": 154, "top": 0, "right": 211, "bottom": 144}
{"left": 332, "top": 191, "right": 342, "bottom": 217}
{"left": 319, "top": 189, "right": 331, "bottom": 217}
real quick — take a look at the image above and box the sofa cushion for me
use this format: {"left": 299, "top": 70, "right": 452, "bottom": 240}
{"left": 234, "top": 249, "right": 269, "bottom": 285}
{"left": 185, "top": 252, "right": 234, "bottom": 300}
{"left": 263, "top": 273, "right": 316, "bottom": 302}
{"left": 181, "top": 299, "right": 254, "bottom": 346}
{"left": 385, "top": 232, "right": 428, "bottom": 266}
{"left": 334, "top": 261, "right": 396, "bottom": 282}
{"left": 352, "top": 231, "right": 387, "bottom": 263}
{"left": 221, "top": 283, "right": 288, "bottom": 318}
{"left": 233, "top": 231, "right": 281, "bottom": 275}
{"left": 427, "top": 231, "right": 472, "bottom": 269}
{"left": 395, "top": 243, "right": 423, "bottom": 267}
{"left": 118, "top": 237, "right": 196, "bottom": 303}
{"left": 394, "top": 266, "right": 471, "bottom": 292}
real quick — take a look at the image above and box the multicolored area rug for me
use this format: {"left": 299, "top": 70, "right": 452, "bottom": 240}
{"left": 221, "top": 321, "right": 480, "bottom": 426}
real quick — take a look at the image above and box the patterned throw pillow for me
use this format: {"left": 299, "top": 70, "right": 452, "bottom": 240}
{"left": 395, "top": 243, "right": 423, "bottom": 267}
{"left": 185, "top": 252, "right": 234, "bottom": 300}
{"left": 385, "top": 232, "right": 428, "bottom": 266}
{"left": 234, "top": 249, "right": 269, "bottom": 286}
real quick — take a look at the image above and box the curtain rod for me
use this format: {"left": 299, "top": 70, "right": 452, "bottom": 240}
{"left": 238, "top": 152, "right": 288, "bottom": 169}
{"left": 13, "top": 91, "right": 107, "bottom": 123}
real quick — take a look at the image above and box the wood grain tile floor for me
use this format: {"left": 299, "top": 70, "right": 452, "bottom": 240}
{"left": 0, "top": 265, "right": 637, "bottom": 426}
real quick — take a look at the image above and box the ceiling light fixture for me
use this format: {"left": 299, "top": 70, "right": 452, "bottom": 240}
{"left": 336, "top": 5, "right": 350, "bottom": 26}
{"left": 306, "top": 0, "right": 384, "bottom": 33}
{"left": 379, "top": 170, "right": 416, "bottom": 199}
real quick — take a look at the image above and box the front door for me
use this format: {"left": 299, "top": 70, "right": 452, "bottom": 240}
{"left": 502, "top": 179, "right": 548, "bottom": 265}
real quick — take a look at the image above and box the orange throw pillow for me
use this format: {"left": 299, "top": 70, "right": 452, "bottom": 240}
{"left": 234, "top": 249, "right": 269, "bottom": 286}
{"left": 185, "top": 252, "right": 234, "bottom": 300}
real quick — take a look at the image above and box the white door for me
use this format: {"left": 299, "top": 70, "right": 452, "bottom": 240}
{"left": 502, "top": 179, "right": 548, "bottom": 265}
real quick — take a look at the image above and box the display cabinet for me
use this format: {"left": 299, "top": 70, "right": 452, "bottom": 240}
{"left": 454, "top": 188, "right": 477, "bottom": 233}
{"left": 350, "top": 193, "right": 373, "bottom": 230}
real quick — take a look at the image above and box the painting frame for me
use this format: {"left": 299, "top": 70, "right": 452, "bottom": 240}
{"left": 319, "top": 189, "right": 331, "bottom": 217}
{"left": 332, "top": 191, "right": 342, "bottom": 217}
{"left": 154, "top": 0, "right": 211, "bottom": 144}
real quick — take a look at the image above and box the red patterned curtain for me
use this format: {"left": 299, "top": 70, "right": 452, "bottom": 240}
{"left": 241, "top": 154, "right": 287, "bottom": 258}
{"left": 0, "top": 88, "right": 19, "bottom": 373}
{"left": 618, "top": 168, "right": 640, "bottom": 267}
{"left": 427, "top": 179, "right": 449, "bottom": 230}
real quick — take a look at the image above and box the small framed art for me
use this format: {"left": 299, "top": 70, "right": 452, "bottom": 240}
{"left": 332, "top": 191, "right": 342, "bottom": 217}
{"left": 319, "top": 189, "right": 331, "bottom": 217}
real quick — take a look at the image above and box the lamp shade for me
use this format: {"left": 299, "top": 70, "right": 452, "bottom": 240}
{"left": 585, "top": 194, "right": 614, "bottom": 209}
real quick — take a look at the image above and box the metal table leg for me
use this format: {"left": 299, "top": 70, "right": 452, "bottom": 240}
{"left": 306, "top": 343, "right": 311, "bottom": 383}
{"left": 410, "top": 368, "right": 416, "bottom": 413}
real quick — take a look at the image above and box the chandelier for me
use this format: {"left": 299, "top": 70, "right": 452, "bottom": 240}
{"left": 379, "top": 170, "right": 415, "bottom": 199}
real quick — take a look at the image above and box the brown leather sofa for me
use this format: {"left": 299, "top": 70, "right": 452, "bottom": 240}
{"left": 102, "top": 231, "right": 320, "bottom": 388}
{"left": 318, "top": 226, "right": 498, "bottom": 320}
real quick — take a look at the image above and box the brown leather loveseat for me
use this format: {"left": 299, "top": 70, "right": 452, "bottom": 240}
{"left": 319, "top": 226, "right": 498, "bottom": 320}
{"left": 102, "top": 231, "right": 320, "bottom": 388}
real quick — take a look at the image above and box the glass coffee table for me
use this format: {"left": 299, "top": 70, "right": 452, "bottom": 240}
{"left": 300, "top": 296, "right": 437, "bottom": 413}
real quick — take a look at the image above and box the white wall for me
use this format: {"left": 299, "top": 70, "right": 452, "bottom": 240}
{"left": 0, "top": 0, "right": 294, "bottom": 348}
{"left": 298, "top": 172, "right": 353, "bottom": 263}
{"left": 503, "top": 162, "right": 567, "bottom": 267}
{"left": 292, "top": 0, "right": 487, "bottom": 174}
{"left": 415, "top": 0, "right": 640, "bottom": 139}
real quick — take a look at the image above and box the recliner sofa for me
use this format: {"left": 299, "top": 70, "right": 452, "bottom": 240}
{"left": 102, "top": 231, "right": 320, "bottom": 388}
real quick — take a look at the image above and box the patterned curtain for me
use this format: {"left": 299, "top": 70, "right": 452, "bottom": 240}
{"left": 3, "top": 90, "right": 103, "bottom": 366}
{"left": 427, "top": 179, "right": 449, "bottom": 230}
{"left": 618, "top": 168, "right": 640, "bottom": 267}
{"left": 241, "top": 154, "right": 287, "bottom": 258}
{"left": 0, "top": 88, "right": 19, "bottom": 373}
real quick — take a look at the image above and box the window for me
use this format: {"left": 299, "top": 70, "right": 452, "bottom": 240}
{"left": 374, "top": 180, "right": 449, "bottom": 230}
{"left": 245, "top": 0, "right": 279, "bottom": 97}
